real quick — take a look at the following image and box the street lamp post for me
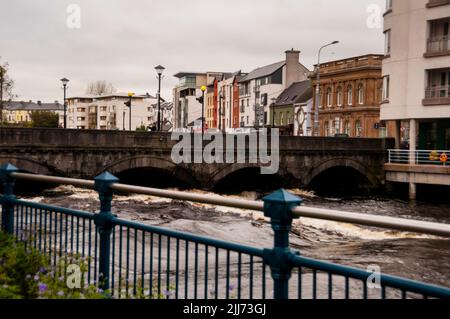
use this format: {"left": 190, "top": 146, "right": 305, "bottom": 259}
{"left": 219, "top": 87, "right": 224, "bottom": 133}
{"left": 201, "top": 86, "right": 206, "bottom": 136}
{"left": 314, "top": 41, "right": 339, "bottom": 137}
{"left": 61, "top": 78, "right": 69, "bottom": 128}
{"left": 127, "top": 92, "right": 134, "bottom": 131}
{"left": 155, "top": 65, "right": 165, "bottom": 131}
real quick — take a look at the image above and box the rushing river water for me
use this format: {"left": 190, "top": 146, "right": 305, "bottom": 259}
{"left": 24, "top": 185, "right": 450, "bottom": 292}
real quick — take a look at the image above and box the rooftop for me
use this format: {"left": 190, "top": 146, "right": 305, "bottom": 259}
{"left": 274, "top": 80, "right": 312, "bottom": 107}
{"left": 2, "top": 100, "right": 64, "bottom": 111}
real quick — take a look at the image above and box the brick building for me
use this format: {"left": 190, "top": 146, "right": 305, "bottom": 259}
{"left": 311, "top": 54, "right": 384, "bottom": 138}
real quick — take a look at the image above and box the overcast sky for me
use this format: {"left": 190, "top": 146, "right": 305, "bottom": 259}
{"left": 0, "top": 0, "right": 386, "bottom": 102}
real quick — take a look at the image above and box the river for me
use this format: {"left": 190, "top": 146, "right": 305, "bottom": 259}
{"left": 24, "top": 185, "right": 450, "bottom": 296}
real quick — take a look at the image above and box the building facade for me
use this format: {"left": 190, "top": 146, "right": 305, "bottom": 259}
{"left": 311, "top": 54, "right": 384, "bottom": 138}
{"left": 238, "top": 49, "right": 310, "bottom": 129}
{"left": 382, "top": 0, "right": 450, "bottom": 150}
{"left": 173, "top": 72, "right": 231, "bottom": 130}
{"left": 66, "top": 93, "right": 157, "bottom": 130}
{"left": 271, "top": 80, "right": 313, "bottom": 136}
{"left": 2, "top": 101, "right": 64, "bottom": 126}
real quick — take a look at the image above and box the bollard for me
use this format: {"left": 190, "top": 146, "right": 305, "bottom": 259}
{"left": 94, "top": 171, "right": 119, "bottom": 292}
{"left": 262, "top": 189, "right": 302, "bottom": 300}
{"left": 0, "top": 163, "right": 19, "bottom": 234}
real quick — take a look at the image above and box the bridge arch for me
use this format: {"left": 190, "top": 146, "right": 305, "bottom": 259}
{"left": 304, "top": 158, "right": 380, "bottom": 195}
{"left": 99, "top": 155, "right": 199, "bottom": 188}
{"left": 209, "top": 163, "right": 288, "bottom": 192}
{"left": 0, "top": 156, "right": 59, "bottom": 176}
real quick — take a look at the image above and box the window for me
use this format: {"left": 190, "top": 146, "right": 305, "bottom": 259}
{"left": 100, "top": 116, "right": 107, "bottom": 121}
{"left": 334, "top": 117, "right": 341, "bottom": 135}
{"left": 382, "top": 76, "right": 390, "bottom": 100}
{"left": 384, "top": 30, "right": 391, "bottom": 55}
{"left": 358, "top": 84, "right": 364, "bottom": 105}
{"left": 326, "top": 87, "right": 332, "bottom": 107}
{"left": 355, "top": 120, "right": 362, "bottom": 137}
{"left": 345, "top": 121, "right": 351, "bottom": 136}
{"left": 324, "top": 121, "right": 329, "bottom": 136}
{"left": 347, "top": 86, "right": 353, "bottom": 106}
{"left": 246, "top": 116, "right": 249, "bottom": 124}
{"left": 318, "top": 85, "right": 323, "bottom": 109}
{"left": 337, "top": 86, "right": 343, "bottom": 106}
{"left": 280, "top": 113, "right": 284, "bottom": 126}
{"left": 386, "top": 0, "right": 392, "bottom": 11}
{"left": 100, "top": 106, "right": 107, "bottom": 112}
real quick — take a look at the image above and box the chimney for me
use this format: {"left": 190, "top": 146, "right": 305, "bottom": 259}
{"left": 285, "top": 48, "right": 301, "bottom": 88}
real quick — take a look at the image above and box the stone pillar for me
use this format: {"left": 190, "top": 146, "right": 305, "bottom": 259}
{"left": 409, "top": 119, "right": 417, "bottom": 201}
{"left": 394, "top": 120, "right": 401, "bottom": 149}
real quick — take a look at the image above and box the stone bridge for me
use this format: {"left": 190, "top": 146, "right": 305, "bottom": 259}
{"left": 0, "top": 128, "right": 394, "bottom": 191}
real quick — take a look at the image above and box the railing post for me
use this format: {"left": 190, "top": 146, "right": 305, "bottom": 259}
{"left": 262, "top": 189, "right": 302, "bottom": 299}
{"left": 0, "top": 163, "right": 19, "bottom": 234}
{"left": 94, "top": 172, "right": 119, "bottom": 292}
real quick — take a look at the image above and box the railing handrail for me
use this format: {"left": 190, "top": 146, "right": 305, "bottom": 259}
{"left": 388, "top": 149, "right": 450, "bottom": 153}
{"left": 9, "top": 171, "right": 450, "bottom": 238}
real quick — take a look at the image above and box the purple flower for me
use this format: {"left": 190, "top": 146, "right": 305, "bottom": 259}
{"left": 163, "top": 290, "right": 173, "bottom": 297}
{"left": 34, "top": 275, "right": 40, "bottom": 281}
{"left": 58, "top": 276, "right": 64, "bottom": 282}
{"left": 39, "top": 267, "right": 46, "bottom": 273}
{"left": 57, "top": 290, "right": 65, "bottom": 297}
{"left": 228, "top": 284, "right": 236, "bottom": 291}
{"left": 38, "top": 283, "right": 48, "bottom": 294}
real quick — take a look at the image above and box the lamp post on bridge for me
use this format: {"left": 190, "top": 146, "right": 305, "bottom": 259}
{"left": 60, "top": 78, "right": 69, "bottom": 129}
{"left": 125, "top": 92, "right": 134, "bottom": 131}
{"left": 155, "top": 65, "right": 165, "bottom": 131}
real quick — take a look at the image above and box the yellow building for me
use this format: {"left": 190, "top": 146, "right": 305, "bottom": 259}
{"left": 2, "top": 101, "right": 64, "bottom": 126}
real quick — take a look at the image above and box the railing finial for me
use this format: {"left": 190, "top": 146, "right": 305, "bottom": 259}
{"left": 0, "top": 163, "right": 19, "bottom": 234}
{"left": 262, "top": 189, "right": 302, "bottom": 299}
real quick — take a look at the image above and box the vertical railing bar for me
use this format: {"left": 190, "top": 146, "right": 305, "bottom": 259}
{"left": 141, "top": 230, "right": 145, "bottom": 296}
{"left": 262, "top": 263, "right": 266, "bottom": 299}
{"left": 184, "top": 241, "right": 189, "bottom": 299}
{"left": 82, "top": 218, "right": 85, "bottom": 259}
{"left": 28, "top": 206, "right": 31, "bottom": 248}
{"left": 150, "top": 233, "right": 154, "bottom": 297}
{"left": 118, "top": 225, "right": 123, "bottom": 299}
{"left": 64, "top": 214, "right": 68, "bottom": 276}
{"left": 401, "top": 290, "right": 407, "bottom": 299}
{"left": 111, "top": 226, "right": 116, "bottom": 297}
{"left": 70, "top": 215, "right": 74, "bottom": 260}
{"left": 204, "top": 245, "right": 208, "bottom": 300}
{"left": 382, "top": 285, "right": 386, "bottom": 299}
{"left": 215, "top": 247, "right": 219, "bottom": 300}
{"left": 194, "top": 242, "right": 198, "bottom": 299}
{"left": 39, "top": 208, "right": 42, "bottom": 251}
{"left": 249, "top": 255, "right": 254, "bottom": 299}
{"left": 94, "top": 223, "right": 98, "bottom": 285}
{"left": 88, "top": 219, "right": 92, "bottom": 284}
{"left": 237, "top": 252, "right": 242, "bottom": 299}
{"left": 59, "top": 212, "right": 63, "bottom": 259}
{"left": 298, "top": 267, "right": 302, "bottom": 299}
{"left": 54, "top": 211, "right": 58, "bottom": 267}
{"left": 133, "top": 229, "right": 138, "bottom": 296}
{"left": 312, "top": 269, "right": 317, "bottom": 299}
{"left": 19, "top": 205, "right": 23, "bottom": 240}
{"left": 157, "top": 234, "right": 162, "bottom": 298}
{"left": 166, "top": 236, "right": 171, "bottom": 299}
{"left": 226, "top": 250, "right": 230, "bottom": 300}
{"left": 76, "top": 216, "right": 80, "bottom": 260}
{"left": 363, "top": 280, "right": 368, "bottom": 299}
{"left": 176, "top": 238, "right": 180, "bottom": 299}
{"left": 126, "top": 227, "right": 130, "bottom": 298}
{"left": 43, "top": 209, "right": 47, "bottom": 255}
{"left": 328, "top": 273, "right": 332, "bottom": 299}
{"left": 24, "top": 206, "right": 28, "bottom": 245}
{"left": 345, "top": 276, "right": 349, "bottom": 299}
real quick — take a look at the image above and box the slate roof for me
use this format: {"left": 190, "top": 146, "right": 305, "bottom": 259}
{"left": 239, "top": 61, "right": 286, "bottom": 83}
{"left": 2, "top": 101, "right": 64, "bottom": 111}
{"left": 274, "top": 80, "right": 313, "bottom": 107}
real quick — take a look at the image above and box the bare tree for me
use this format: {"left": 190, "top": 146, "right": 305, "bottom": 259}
{"left": 85, "top": 80, "right": 117, "bottom": 96}
{"left": 0, "top": 58, "right": 15, "bottom": 124}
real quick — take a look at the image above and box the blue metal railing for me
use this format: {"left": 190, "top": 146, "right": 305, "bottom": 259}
{"left": 1, "top": 163, "right": 450, "bottom": 299}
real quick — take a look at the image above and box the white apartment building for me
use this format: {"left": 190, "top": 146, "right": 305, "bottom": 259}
{"left": 382, "top": 0, "right": 450, "bottom": 150}
{"left": 66, "top": 93, "right": 158, "bottom": 130}
{"left": 238, "top": 49, "right": 310, "bottom": 128}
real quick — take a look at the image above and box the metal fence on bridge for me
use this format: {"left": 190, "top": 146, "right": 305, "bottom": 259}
{"left": 1, "top": 163, "right": 450, "bottom": 299}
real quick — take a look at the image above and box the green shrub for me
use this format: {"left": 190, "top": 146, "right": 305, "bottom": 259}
{"left": 0, "top": 231, "right": 106, "bottom": 299}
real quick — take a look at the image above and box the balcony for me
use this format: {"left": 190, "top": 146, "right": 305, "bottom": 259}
{"left": 427, "top": 0, "right": 450, "bottom": 8}
{"left": 423, "top": 86, "right": 450, "bottom": 105}
{"left": 425, "top": 35, "right": 450, "bottom": 57}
